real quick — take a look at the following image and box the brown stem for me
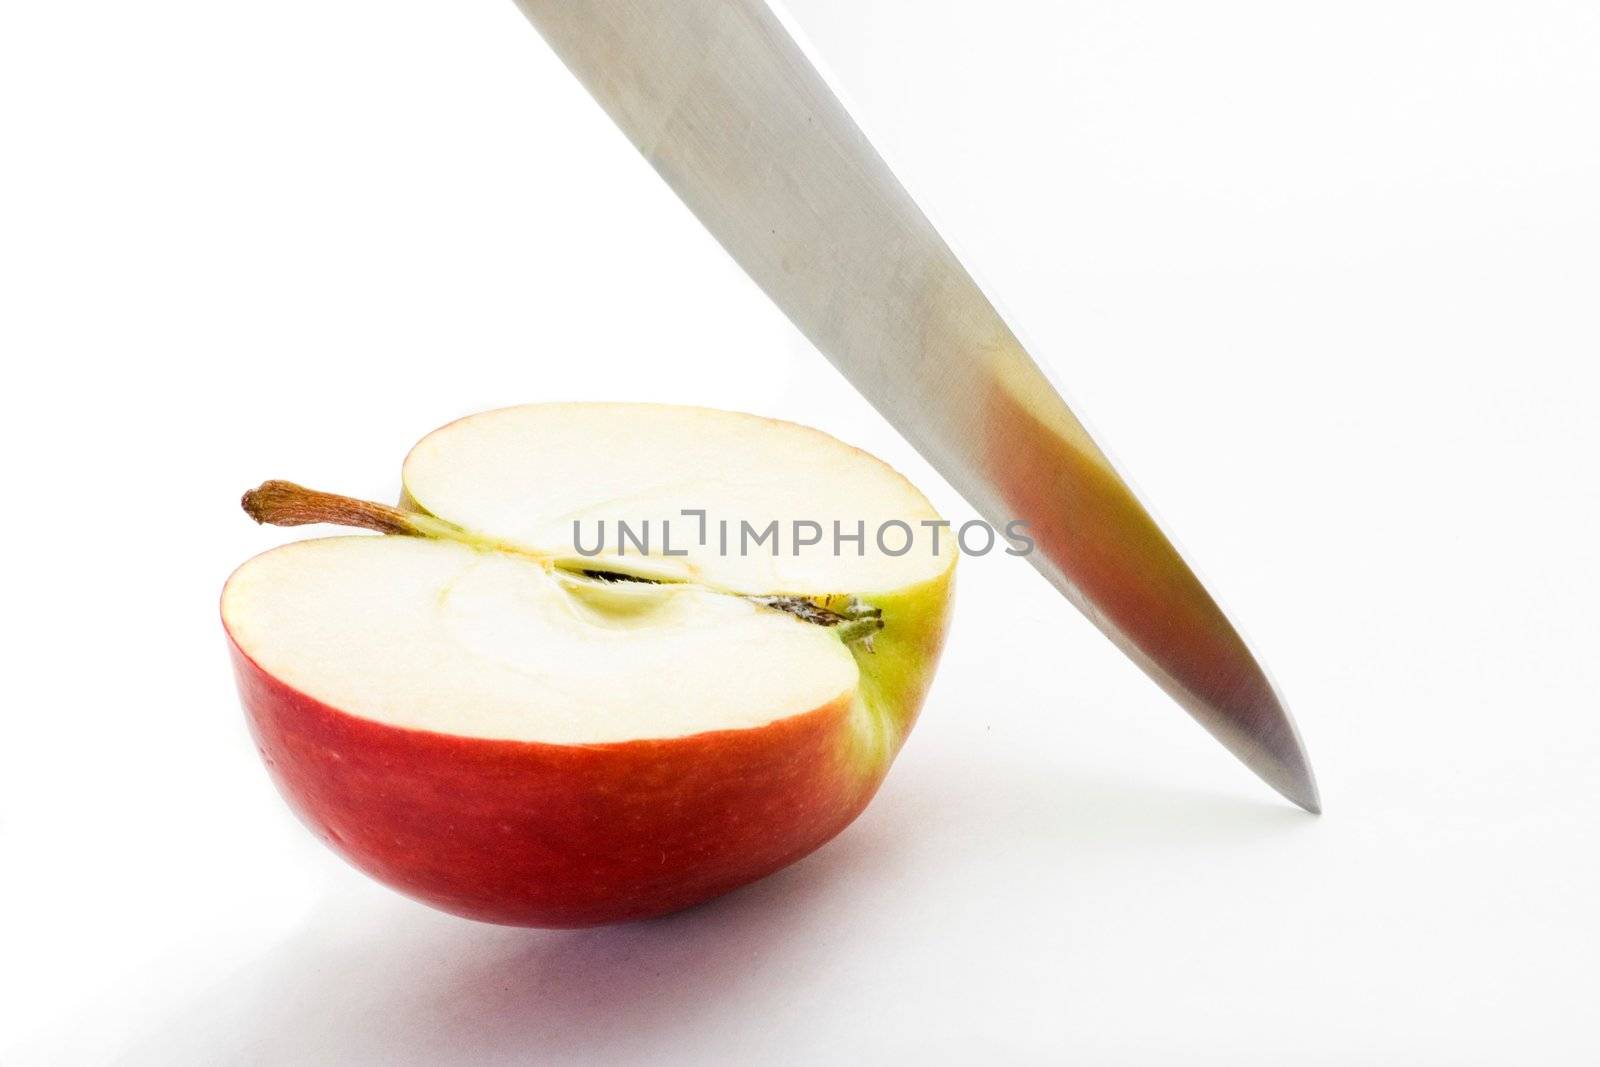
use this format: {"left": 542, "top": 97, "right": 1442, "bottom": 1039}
{"left": 241, "top": 480, "right": 430, "bottom": 535}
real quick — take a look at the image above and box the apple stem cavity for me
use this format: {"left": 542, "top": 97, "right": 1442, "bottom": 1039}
{"left": 240, "top": 480, "right": 885, "bottom": 648}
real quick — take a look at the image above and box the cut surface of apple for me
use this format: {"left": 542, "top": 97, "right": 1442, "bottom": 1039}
{"left": 402, "top": 402, "right": 949, "bottom": 593}
{"left": 224, "top": 403, "right": 955, "bottom": 926}
{"left": 225, "top": 538, "right": 859, "bottom": 744}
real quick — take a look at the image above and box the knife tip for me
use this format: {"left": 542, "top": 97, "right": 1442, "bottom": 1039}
{"left": 1262, "top": 728, "right": 1321, "bottom": 815}
{"left": 1214, "top": 677, "right": 1322, "bottom": 815}
{"left": 1285, "top": 777, "right": 1322, "bottom": 815}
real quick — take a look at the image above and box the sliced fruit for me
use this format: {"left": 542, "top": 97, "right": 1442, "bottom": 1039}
{"left": 223, "top": 403, "right": 955, "bottom": 926}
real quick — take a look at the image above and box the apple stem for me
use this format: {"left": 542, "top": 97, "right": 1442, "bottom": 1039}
{"left": 240, "top": 480, "right": 885, "bottom": 647}
{"left": 241, "top": 481, "right": 481, "bottom": 544}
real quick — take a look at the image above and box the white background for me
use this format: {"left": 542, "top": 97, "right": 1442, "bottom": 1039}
{"left": 3, "top": 0, "right": 1598, "bottom": 1062}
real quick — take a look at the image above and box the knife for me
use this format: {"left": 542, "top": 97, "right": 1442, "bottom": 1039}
{"left": 509, "top": 0, "right": 1320, "bottom": 811}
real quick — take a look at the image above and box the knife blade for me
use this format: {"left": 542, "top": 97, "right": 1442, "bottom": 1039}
{"left": 510, "top": 0, "right": 1319, "bottom": 811}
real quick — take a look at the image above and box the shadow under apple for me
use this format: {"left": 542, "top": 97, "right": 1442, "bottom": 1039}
{"left": 117, "top": 759, "right": 1310, "bottom": 1065}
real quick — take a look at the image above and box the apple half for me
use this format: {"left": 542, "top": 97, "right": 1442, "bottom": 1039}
{"left": 222, "top": 404, "right": 955, "bottom": 926}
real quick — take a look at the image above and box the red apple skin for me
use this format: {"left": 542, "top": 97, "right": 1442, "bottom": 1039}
{"left": 227, "top": 640, "right": 882, "bottom": 928}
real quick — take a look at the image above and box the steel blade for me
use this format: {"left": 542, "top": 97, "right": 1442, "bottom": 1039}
{"left": 510, "top": 0, "right": 1319, "bottom": 811}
